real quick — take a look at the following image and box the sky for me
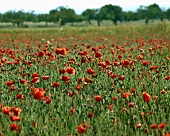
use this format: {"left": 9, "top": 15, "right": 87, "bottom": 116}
{"left": 0, "top": 0, "right": 170, "bottom": 14}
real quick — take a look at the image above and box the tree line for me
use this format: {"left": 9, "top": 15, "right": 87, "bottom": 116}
{"left": 0, "top": 3, "right": 170, "bottom": 27}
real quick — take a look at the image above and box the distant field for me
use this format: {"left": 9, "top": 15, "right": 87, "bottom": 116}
{"left": 0, "top": 24, "right": 170, "bottom": 136}
{"left": 0, "top": 19, "right": 170, "bottom": 28}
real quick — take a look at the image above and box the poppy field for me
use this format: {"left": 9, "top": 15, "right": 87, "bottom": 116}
{"left": 0, "top": 24, "right": 170, "bottom": 136}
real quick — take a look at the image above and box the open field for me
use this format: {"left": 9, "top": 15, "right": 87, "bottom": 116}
{"left": 0, "top": 23, "right": 170, "bottom": 136}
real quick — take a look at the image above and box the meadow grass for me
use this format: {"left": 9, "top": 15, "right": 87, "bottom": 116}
{"left": 0, "top": 23, "right": 170, "bottom": 136}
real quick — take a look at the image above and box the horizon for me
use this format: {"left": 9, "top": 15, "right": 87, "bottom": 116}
{"left": 0, "top": 0, "right": 170, "bottom": 14}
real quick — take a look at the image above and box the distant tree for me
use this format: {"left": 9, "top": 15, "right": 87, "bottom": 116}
{"left": 0, "top": 13, "right": 3, "bottom": 22}
{"left": 137, "top": 5, "right": 147, "bottom": 20}
{"left": 97, "top": 4, "right": 123, "bottom": 25}
{"left": 37, "top": 14, "right": 49, "bottom": 26}
{"left": 147, "top": 3, "right": 163, "bottom": 21}
{"left": 49, "top": 6, "right": 77, "bottom": 26}
{"left": 82, "top": 9, "right": 96, "bottom": 25}
{"left": 123, "top": 11, "right": 138, "bottom": 22}
{"left": 3, "top": 10, "right": 26, "bottom": 27}
{"left": 25, "top": 11, "right": 38, "bottom": 22}
{"left": 165, "top": 8, "right": 170, "bottom": 20}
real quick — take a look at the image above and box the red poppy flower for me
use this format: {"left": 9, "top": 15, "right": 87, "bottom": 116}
{"left": 150, "top": 66, "right": 158, "bottom": 70}
{"left": 2, "top": 106, "right": 10, "bottom": 115}
{"left": 136, "top": 123, "right": 142, "bottom": 128}
{"left": 42, "top": 76, "right": 50, "bottom": 80}
{"left": 65, "top": 67, "right": 75, "bottom": 75}
{"left": 12, "top": 107, "right": 22, "bottom": 115}
{"left": 43, "top": 96, "right": 52, "bottom": 104}
{"left": 164, "top": 76, "right": 170, "bottom": 80}
{"left": 33, "top": 88, "right": 45, "bottom": 100}
{"left": 85, "top": 77, "right": 92, "bottom": 83}
{"left": 108, "top": 104, "right": 114, "bottom": 111}
{"left": 6, "top": 80, "right": 15, "bottom": 86}
{"left": 77, "top": 125, "right": 86, "bottom": 134}
{"left": 94, "top": 95, "right": 102, "bottom": 102}
{"left": 119, "top": 75, "right": 125, "bottom": 80}
{"left": 38, "top": 50, "right": 45, "bottom": 57}
{"left": 10, "top": 115, "right": 20, "bottom": 122}
{"left": 142, "top": 60, "right": 148, "bottom": 66}
{"left": 128, "top": 102, "right": 135, "bottom": 108}
{"left": 110, "top": 73, "right": 117, "bottom": 78}
{"left": 142, "top": 92, "right": 150, "bottom": 102}
{"left": 55, "top": 48, "right": 67, "bottom": 55}
{"left": 112, "top": 96, "right": 118, "bottom": 101}
{"left": 10, "top": 123, "right": 19, "bottom": 132}
{"left": 122, "top": 92, "right": 130, "bottom": 99}
{"left": 20, "top": 79, "right": 27, "bottom": 85}
{"left": 16, "top": 94, "right": 23, "bottom": 99}
{"left": 61, "top": 75, "right": 70, "bottom": 82}
{"left": 158, "top": 123, "right": 166, "bottom": 130}
{"left": 31, "top": 77, "right": 39, "bottom": 83}
{"left": 87, "top": 68, "right": 95, "bottom": 74}
{"left": 32, "top": 73, "right": 39, "bottom": 78}
{"left": 70, "top": 107, "right": 75, "bottom": 114}
{"left": 52, "top": 82, "right": 60, "bottom": 88}
{"left": 95, "top": 51, "right": 102, "bottom": 58}
{"left": 151, "top": 124, "right": 157, "bottom": 129}
{"left": 87, "top": 113, "right": 94, "bottom": 118}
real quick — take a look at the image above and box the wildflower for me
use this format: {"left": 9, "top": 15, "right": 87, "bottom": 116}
{"left": 42, "top": 76, "right": 50, "bottom": 80}
{"left": 158, "top": 123, "right": 166, "bottom": 130}
{"left": 52, "top": 82, "right": 60, "bottom": 88}
{"left": 142, "top": 92, "right": 150, "bottom": 102}
{"left": 122, "top": 92, "right": 130, "bottom": 99}
{"left": 119, "top": 75, "right": 125, "bottom": 80}
{"left": 6, "top": 80, "right": 15, "bottom": 86}
{"left": 16, "top": 94, "right": 23, "bottom": 99}
{"left": 136, "top": 123, "right": 142, "bottom": 128}
{"left": 87, "top": 68, "right": 95, "bottom": 74}
{"left": 38, "top": 50, "right": 45, "bottom": 57}
{"left": 70, "top": 107, "right": 75, "bottom": 114}
{"left": 61, "top": 75, "right": 70, "bottom": 82}
{"left": 87, "top": 113, "right": 94, "bottom": 118}
{"left": 2, "top": 106, "right": 10, "bottom": 115}
{"left": 19, "top": 79, "right": 27, "bottom": 85}
{"left": 95, "top": 51, "right": 102, "bottom": 58}
{"left": 43, "top": 96, "right": 52, "bottom": 104}
{"left": 10, "top": 123, "right": 19, "bottom": 132}
{"left": 77, "top": 125, "right": 86, "bottom": 134}
{"left": 108, "top": 104, "right": 114, "bottom": 111}
{"left": 32, "top": 73, "right": 39, "bottom": 78}
{"left": 12, "top": 107, "right": 22, "bottom": 115}
{"left": 142, "top": 60, "right": 148, "bottom": 66}
{"left": 112, "top": 96, "right": 118, "bottom": 101}
{"left": 150, "top": 66, "right": 158, "bottom": 70}
{"left": 10, "top": 115, "right": 20, "bottom": 122}
{"left": 65, "top": 67, "right": 75, "bottom": 75}
{"left": 33, "top": 88, "right": 45, "bottom": 100}
{"left": 94, "top": 95, "right": 102, "bottom": 102}
{"left": 151, "top": 124, "right": 157, "bottom": 129}
{"left": 128, "top": 102, "right": 135, "bottom": 108}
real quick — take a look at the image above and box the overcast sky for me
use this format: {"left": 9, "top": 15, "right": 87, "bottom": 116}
{"left": 0, "top": 0, "right": 170, "bottom": 14}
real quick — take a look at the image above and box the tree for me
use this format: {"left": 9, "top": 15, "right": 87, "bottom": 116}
{"left": 165, "top": 8, "right": 170, "bottom": 20}
{"left": 123, "top": 11, "right": 138, "bottom": 22}
{"left": 25, "top": 11, "right": 38, "bottom": 22}
{"left": 82, "top": 9, "right": 96, "bottom": 25}
{"left": 49, "top": 6, "right": 77, "bottom": 26}
{"left": 37, "top": 14, "right": 49, "bottom": 26}
{"left": 97, "top": 4, "right": 123, "bottom": 25}
{"left": 147, "top": 3, "right": 163, "bottom": 21}
{"left": 3, "top": 10, "right": 26, "bottom": 27}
